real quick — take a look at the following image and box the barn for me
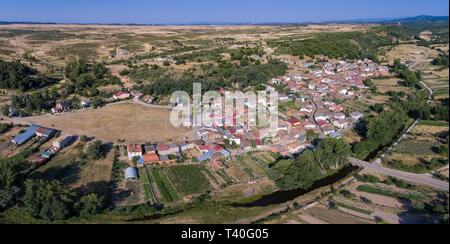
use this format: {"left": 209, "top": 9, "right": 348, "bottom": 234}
{"left": 12, "top": 125, "right": 40, "bottom": 145}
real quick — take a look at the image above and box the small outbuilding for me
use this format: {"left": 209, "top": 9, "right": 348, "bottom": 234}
{"left": 125, "top": 167, "right": 138, "bottom": 180}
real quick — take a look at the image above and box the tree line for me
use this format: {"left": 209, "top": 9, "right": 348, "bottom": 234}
{"left": 138, "top": 59, "right": 287, "bottom": 96}
{"left": 0, "top": 141, "right": 108, "bottom": 221}
{"left": 268, "top": 138, "right": 351, "bottom": 190}
{"left": 0, "top": 59, "right": 56, "bottom": 92}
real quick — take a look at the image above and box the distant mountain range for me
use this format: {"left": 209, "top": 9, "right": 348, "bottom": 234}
{"left": 0, "top": 15, "right": 448, "bottom": 26}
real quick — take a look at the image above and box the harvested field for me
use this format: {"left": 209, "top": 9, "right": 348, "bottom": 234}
{"left": 347, "top": 182, "right": 404, "bottom": 209}
{"left": 225, "top": 161, "right": 252, "bottom": 182}
{"left": 18, "top": 102, "right": 190, "bottom": 144}
{"left": 372, "top": 78, "right": 412, "bottom": 93}
{"left": 304, "top": 204, "right": 372, "bottom": 224}
{"left": 297, "top": 212, "right": 329, "bottom": 224}
{"left": 412, "top": 125, "right": 448, "bottom": 137}
{"left": 383, "top": 44, "right": 427, "bottom": 65}
{"left": 385, "top": 153, "right": 434, "bottom": 166}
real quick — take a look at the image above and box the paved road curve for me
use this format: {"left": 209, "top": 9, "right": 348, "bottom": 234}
{"left": 348, "top": 157, "right": 449, "bottom": 192}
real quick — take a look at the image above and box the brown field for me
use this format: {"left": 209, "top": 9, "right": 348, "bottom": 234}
{"left": 385, "top": 152, "right": 434, "bottom": 166}
{"left": 70, "top": 148, "right": 113, "bottom": 196}
{"left": 372, "top": 78, "right": 413, "bottom": 93}
{"left": 303, "top": 204, "right": 373, "bottom": 224}
{"left": 361, "top": 95, "right": 390, "bottom": 104}
{"left": 214, "top": 177, "right": 277, "bottom": 202}
{"left": 347, "top": 181, "right": 405, "bottom": 209}
{"left": 342, "top": 129, "right": 362, "bottom": 144}
{"left": 18, "top": 102, "right": 190, "bottom": 144}
{"left": 225, "top": 161, "right": 251, "bottom": 182}
{"left": 383, "top": 44, "right": 427, "bottom": 65}
{"left": 412, "top": 125, "right": 448, "bottom": 137}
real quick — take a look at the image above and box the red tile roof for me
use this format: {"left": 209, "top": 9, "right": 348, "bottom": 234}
{"left": 143, "top": 153, "right": 159, "bottom": 163}
{"left": 157, "top": 145, "right": 169, "bottom": 151}
{"left": 198, "top": 144, "right": 224, "bottom": 151}
{"left": 255, "top": 139, "right": 262, "bottom": 146}
{"left": 127, "top": 144, "right": 142, "bottom": 153}
{"left": 114, "top": 91, "right": 129, "bottom": 97}
{"left": 287, "top": 118, "right": 300, "bottom": 124}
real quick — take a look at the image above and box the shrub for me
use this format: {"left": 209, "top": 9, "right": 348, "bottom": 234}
{"left": 80, "top": 135, "right": 88, "bottom": 142}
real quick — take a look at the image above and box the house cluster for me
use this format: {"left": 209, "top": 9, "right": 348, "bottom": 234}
{"left": 11, "top": 124, "right": 74, "bottom": 165}
{"left": 51, "top": 102, "right": 70, "bottom": 113}
{"left": 51, "top": 99, "right": 93, "bottom": 113}
{"left": 32, "top": 134, "right": 75, "bottom": 165}
{"left": 273, "top": 59, "right": 389, "bottom": 101}
{"left": 183, "top": 59, "right": 377, "bottom": 158}
{"left": 127, "top": 141, "right": 231, "bottom": 166}
{"left": 122, "top": 58, "right": 381, "bottom": 171}
{"left": 154, "top": 57, "right": 178, "bottom": 64}
{"left": 112, "top": 90, "right": 150, "bottom": 101}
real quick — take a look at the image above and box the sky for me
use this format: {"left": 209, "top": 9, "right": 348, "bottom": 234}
{"left": 0, "top": 0, "right": 449, "bottom": 24}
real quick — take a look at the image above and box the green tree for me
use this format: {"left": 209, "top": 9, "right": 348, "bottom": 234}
{"left": 74, "top": 193, "right": 102, "bottom": 218}
{"left": 269, "top": 150, "right": 323, "bottom": 190}
{"left": 87, "top": 140, "right": 105, "bottom": 160}
{"left": 419, "top": 104, "right": 431, "bottom": 120}
{"left": 23, "top": 179, "right": 75, "bottom": 221}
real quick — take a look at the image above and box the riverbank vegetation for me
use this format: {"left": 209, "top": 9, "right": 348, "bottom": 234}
{"left": 268, "top": 138, "right": 351, "bottom": 190}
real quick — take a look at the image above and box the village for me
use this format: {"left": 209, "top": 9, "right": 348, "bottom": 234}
{"left": 6, "top": 57, "right": 389, "bottom": 184}
{"left": 0, "top": 4, "right": 448, "bottom": 224}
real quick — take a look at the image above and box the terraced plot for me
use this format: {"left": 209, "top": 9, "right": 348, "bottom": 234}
{"left": 164, "top": 165, "right": 211, "bottom": 195}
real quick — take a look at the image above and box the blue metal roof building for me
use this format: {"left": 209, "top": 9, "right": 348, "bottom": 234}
{"left": 12, "top": 125, "right": 40, "bottom": 145}
{"left": 219, "top": 149, "right": 230, "bottom": 157}
{"left": 329, "top": 132, "right": 342, "bottom": 138}
{"left": 125, "top": 167, "right": 138, "bottom": 179}
{"left": 136, "top": 157, "right": 145, "bottom": 165}
{"left": 197, "top": 150, "right": 215, "bottom": 162}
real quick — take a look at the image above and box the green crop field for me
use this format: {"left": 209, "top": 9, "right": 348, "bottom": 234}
{"left": 165, "top": 165, "right": 211, "bottom": 195}
{"left": 394, "top": 139, "right": 441, "bottom": 155}
{"left": 150, "top": 168, "right": 180, "bottom": 202}
{"left": 417, "top": 120, "right": 449, "bottom": 126}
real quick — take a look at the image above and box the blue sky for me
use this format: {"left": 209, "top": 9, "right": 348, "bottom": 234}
{"left": 1, "top": 0, "right": 448, "bottom": 24}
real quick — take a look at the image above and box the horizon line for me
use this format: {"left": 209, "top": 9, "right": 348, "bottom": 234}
{"left": 1, "top": 15, "right": 448, "bottom": 27}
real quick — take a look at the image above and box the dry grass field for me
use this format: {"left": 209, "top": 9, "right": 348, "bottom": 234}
{"left": 19, "top": 102, "right": 190, "bottom": 144}
{"left": 412, "top": 125, "right": 448, "bottom": 137}
{"left": 383, "top": 44, "right": 428, "bottom": 65}
{"left": 372, "top": 78, "right": 413, "bottom": 93}
{"left": 361, "top": 94, "right": 390, "bottom": 104}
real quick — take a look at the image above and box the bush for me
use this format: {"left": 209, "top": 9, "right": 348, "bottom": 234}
{"left": 119, "top": 69, "right": 130, "bottom": 76}
{"left": 0, "top": 123, "right": 13, "bottom": 134}
{"left": 411, "top": 200, "right": 425, "bottom": 212}
{"left": 439, "top": 145, "right": 449, "bottom": 157}
{"left": 355, "top": 174, "right": 380, "bottom": 183}
{"left": 340, "top": 190, "right": 357, "bottom": 199}
{"left": 80, "top": 135, "right": 88, "bottom": 143}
